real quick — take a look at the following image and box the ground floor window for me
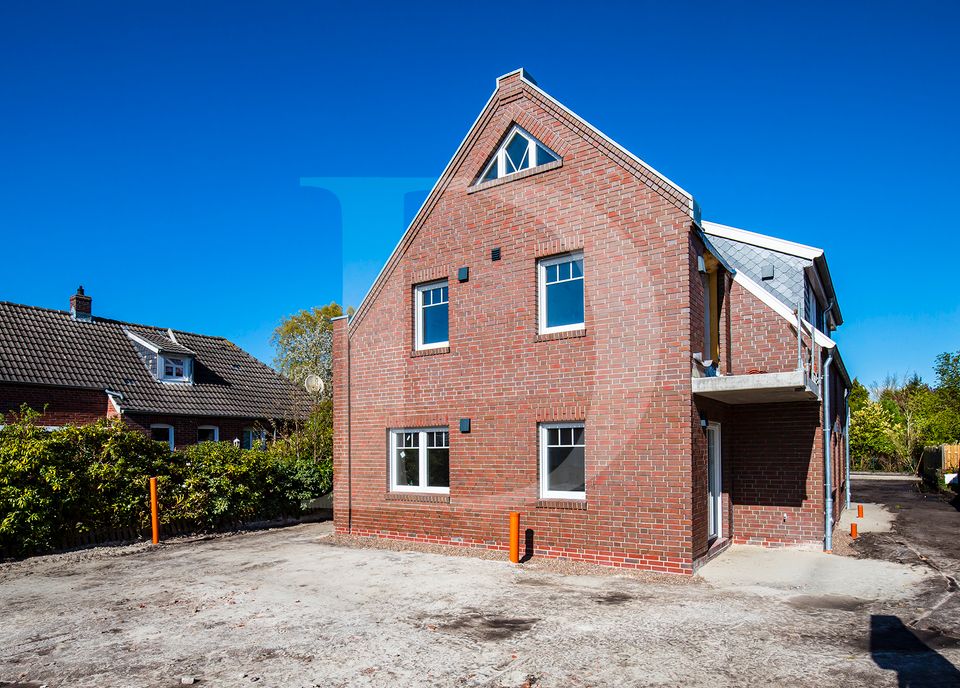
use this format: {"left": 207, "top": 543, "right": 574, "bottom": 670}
{"left": 150, "top": 424, "right": 174, "bottom": 450}
{"left": 389, "top": 428, "right": 449, "bottom": 493}
{"left": 539, "top": 422, "right": 585, "bottom": 499}
{"left": 241, "top": 427, "right": 265, "bottom": 450}
{"left": 197, "top": 425, "right": 219, "bottom": 443}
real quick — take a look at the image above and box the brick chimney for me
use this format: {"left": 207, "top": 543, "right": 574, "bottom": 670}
{"left": 70, "top": 285, "right": 92, "bottom": 321}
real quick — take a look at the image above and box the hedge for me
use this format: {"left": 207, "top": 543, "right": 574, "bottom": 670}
{"left": 0, "top": 407, "right": 332, "bottom": 558}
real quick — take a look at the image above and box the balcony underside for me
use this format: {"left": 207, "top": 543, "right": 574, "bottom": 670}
{"left": 692, "top": 370, "right": 820, "bottom": 404}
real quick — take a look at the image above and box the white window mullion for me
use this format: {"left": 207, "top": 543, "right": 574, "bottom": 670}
{"left": 418, "top": 431, "right": 428, "bottom": 489}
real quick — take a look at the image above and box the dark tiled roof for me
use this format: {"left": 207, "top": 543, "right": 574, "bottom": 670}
{"left": 126, "top": 327, "right": 197, "bottom": 355}
{"left": 0, "top": 301, "right": 310, "bottom": 419}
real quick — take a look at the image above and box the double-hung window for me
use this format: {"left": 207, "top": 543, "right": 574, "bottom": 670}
{"left": 415, "top": 280, "right": 449, "bottom": 350}
{"left": 390, "top": 428, "right": 449, "bottom": 493}
{"left": 539, "top": 422, "right": 585, "bottom": 499}
{"left": 538, "top": 252, "right": 584, "bottom": 334}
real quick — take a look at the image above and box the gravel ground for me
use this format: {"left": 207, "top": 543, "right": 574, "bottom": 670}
{"left": 0, "top": 483, "right": 960, "bottom": 688}
{"left": 2, "top": 508, "right": 958, "bottom": 688}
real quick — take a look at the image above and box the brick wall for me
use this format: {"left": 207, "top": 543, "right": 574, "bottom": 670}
{"left": 0, "top": 383, "right": 109, "bottom": 426}
{"left": 335, "top": 74, "right": 698, "bottom": 574}
{"left": 122, "top": 413, "right": 268, "bottom": 449}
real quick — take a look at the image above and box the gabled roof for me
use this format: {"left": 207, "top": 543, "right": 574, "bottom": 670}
{"left": 702, "top": 220, "right": 843, "bottom": 326}
{"left": 125, "top": 328, "right": 197, "bottom": 356}
{"left": 0, "top": 301, "right": 309, "bottom": 419}
{"left": 345, "top": 68, "right": 699, "bottom": 333}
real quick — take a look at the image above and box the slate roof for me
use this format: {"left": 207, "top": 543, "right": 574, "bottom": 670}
{"left": 0, "top": 301, "right": 310, "bottom": 419}
{"left": 706, "top": 234, "right": 812, "bottom": 310}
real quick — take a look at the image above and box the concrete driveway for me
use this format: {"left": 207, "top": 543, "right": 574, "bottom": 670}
{"left": 1, "top": 479, "right": 959, "bottom": 687}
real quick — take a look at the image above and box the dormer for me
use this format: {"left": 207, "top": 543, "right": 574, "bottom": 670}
{"left": 125, "top": 328, "right": 196, "bottom": 384}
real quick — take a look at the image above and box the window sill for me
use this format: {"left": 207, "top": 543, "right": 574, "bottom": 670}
{"left": 385, "top": 492, "right": 450, "bottom": 504}
{"left": 535, "top": 329, "right": 586, "bottom": 342}
{"left": 411, "top": 346, "right": 450, "bottom": 357}
{"left": 536, "top": 499, "right": 587, "bottom": 510}
{"left": 467, "top": 159, "right": 563, "bottom": 194}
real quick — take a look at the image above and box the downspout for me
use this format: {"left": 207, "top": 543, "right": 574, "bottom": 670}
{"left": 823, "top": 352, "right": 834, "bottom": 552}
{"left": 844, "top": 388, "right": 851, "bottom": 510}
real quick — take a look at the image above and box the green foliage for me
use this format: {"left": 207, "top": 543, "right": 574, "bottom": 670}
{"left": 271, "top": 302, "right": 343, "bottom": 396}
{"left": 849, "top": 378, "right": 870, "bottom": 414}
{"left": 851, "top": 353, "right": 960, "bottom": 472}
{"left": 0, "top": 405, "right": 331, "bottom": 558}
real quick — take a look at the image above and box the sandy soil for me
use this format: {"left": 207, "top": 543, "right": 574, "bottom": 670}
{"left": 1, "top": 481, "right": 959, "bottom": 687}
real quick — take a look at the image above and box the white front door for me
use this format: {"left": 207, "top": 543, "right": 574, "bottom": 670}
{"left": 707, "top": 423, "right": 722, "bottom": 541}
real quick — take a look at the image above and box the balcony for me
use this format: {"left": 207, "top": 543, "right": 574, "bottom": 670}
{"left": 692, "top": 306, "right": 828, "bottom": 404}
{"left": 692, "top": 369, "right": 820, "bottom": 404}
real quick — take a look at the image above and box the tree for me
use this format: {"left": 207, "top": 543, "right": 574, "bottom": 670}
{"left": 271, "top": 303, "right": 343, "bottom": 397}
{"left": 849, "top": 401, "right": 896, "bottom": 470}
{"left": 935, "top": 350, "right": 960, "bottom": 410}
{"left": 849, "top": 378, "right": 870, "bottom": 414}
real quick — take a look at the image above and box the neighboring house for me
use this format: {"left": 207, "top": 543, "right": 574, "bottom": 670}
{"left": 331, "top": 69, "right": 851, "bottom": 574}
{"left": 0, "top": 288, "right": 309, "bottom": 448}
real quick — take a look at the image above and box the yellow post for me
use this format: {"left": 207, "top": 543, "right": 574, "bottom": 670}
{"left": 509, "top": 512, "right": 520, "bottom": 563}
{"left": 149, "top": 477, "right": 159, "bottom": 545}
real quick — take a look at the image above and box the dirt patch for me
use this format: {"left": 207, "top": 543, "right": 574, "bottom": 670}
{"left": 437, "top": 610, "right": 540, "bottom": 641}
{"left": 786, "top": 594, "right": 868, "bottom": 611}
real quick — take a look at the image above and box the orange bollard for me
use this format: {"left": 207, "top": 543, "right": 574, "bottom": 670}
{"left": 509, "top": 512, "right": 520, "bottom": 563}
{"left": 857, "top": 504, "right": 864, "bottom": 519}
{"left": 149, "top": 476, "right": 159, "bottom": 544}
{"left": 850, "top": 522, "right": 858, "bottom": 539}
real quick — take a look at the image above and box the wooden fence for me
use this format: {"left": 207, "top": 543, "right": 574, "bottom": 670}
{"left": 944, "top": 444, "right": 960, "bottom": 473}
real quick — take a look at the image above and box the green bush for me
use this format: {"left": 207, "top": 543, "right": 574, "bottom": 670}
{"left": 0, "top": 406, "right": 332, "bottom": 558}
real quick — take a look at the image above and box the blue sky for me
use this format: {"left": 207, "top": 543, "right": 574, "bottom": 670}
{"left": 1, "top": 1, "right": 957, "bottom": 386}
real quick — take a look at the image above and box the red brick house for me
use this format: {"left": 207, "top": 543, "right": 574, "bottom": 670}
{"left": 0, "top": 288, "right": 309, "bottom": 448}
{"left": 332, "top": 69, "right": 851, "bottom": 574}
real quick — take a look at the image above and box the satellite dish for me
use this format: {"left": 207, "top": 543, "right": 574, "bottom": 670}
{"left": 304, "top": 374, "right": 325, "bottom": 395}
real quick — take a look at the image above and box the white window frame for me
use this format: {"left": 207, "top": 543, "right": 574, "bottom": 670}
{"left": 414, "top": 280, "right": 449, "bottom": 351}
{"left": 197, "top": 425, "right": 219, "bottom": 443}
{"left": 539, "top": 422, "right": 586, "bottom": 500}
{"left": 150, "top": 423, "right": 175, "bottom": 450}
{"left": 538, "top": 251, "right": 585, "bottom": 335}
{"left": 388, "top": 427, "right": 450, "bottom": 495}
{"left": 479, "top": 125, "right": 559, "bottom": 183}
{"left": 160, "top": 354, "right": 193, "bottom": 383}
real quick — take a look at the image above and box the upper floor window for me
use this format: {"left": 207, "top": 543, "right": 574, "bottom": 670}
{"left": 389, "top": 428, "right": 450, "bottom": 493}
{"left": 539, "top": 422, "right": 586, "bottom": 500}
{"left": 160, "top": 355, "right": 192, "bottom": 383}
{"left": 479, "top": 126, "right": 559, "bottom": 183}
{"left": 538, "top": 252, "right": 585, "bottom": 334}
{"left": 415, "top": 280, "right": 449, "bottom": 350}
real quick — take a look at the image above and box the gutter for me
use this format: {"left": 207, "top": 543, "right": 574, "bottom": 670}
{"left": 823, "top": 353, "right": 834, "bottom": 552}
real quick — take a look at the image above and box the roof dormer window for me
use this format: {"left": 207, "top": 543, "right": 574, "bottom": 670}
{"left": 478, "top": 125, "right": 559, "bottom": 183}
{"left": 161, "top": 355, "right": 192, "bottom": 382}
{"left": 125, "top": 329, "right": 196, "bottom": 385}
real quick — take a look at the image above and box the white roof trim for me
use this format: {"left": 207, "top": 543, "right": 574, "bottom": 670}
{"left": 124, "top": 329, "right": 161, "bottom": 354}
{"left": 343, "top": 68, "right": 699, "bottom": 329}
{"left": 513, "top": 70, "right": 695, "bottom": 212}
{"left": 734, "top": 270, "right": 836, "bottom": 349}
{"left": 334, "top": 85, "right": 501, "bottom": 329}
{"left": 703, "top": 220, "right": 823, "bottom": 261}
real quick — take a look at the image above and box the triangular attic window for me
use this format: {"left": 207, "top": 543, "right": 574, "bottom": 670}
{"left": 478, "top": 125, "right": 559, "bottom": 183}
